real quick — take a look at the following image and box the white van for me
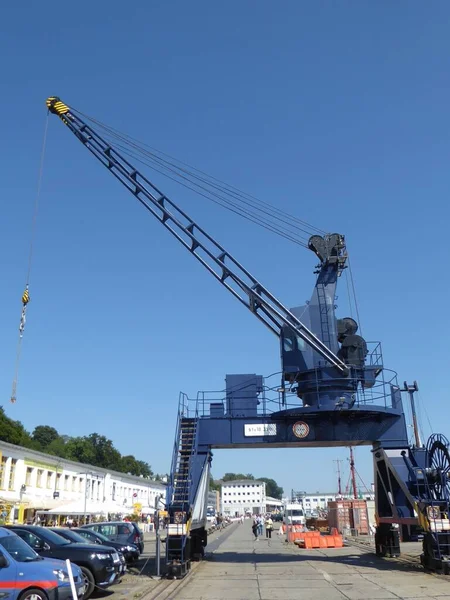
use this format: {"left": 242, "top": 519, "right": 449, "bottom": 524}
{"left": 284, "top": 503, "right": 306, "bottom": 526}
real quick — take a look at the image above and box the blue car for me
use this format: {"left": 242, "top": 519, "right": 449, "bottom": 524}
{"left": 0, "top": 527, "right": 85, "bottom": 600}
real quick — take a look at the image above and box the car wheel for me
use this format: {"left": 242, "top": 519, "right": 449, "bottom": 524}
{"left": 80, "top": 566, "right": 95, "bottom": 599}
{"left": 18, "top": 589, "right": 48, "bottom": 600}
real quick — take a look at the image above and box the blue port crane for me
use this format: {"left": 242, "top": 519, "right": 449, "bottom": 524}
{"left": 46, "top": 97, "right": 450, "bottom": 577}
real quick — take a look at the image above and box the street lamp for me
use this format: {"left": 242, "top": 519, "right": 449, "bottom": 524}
{"left": 53, "top": 459, "right": 62, "bottom": 500}
{"left": 154, "top": 494, "right": 164, "bottom": 578}
{"left": 77, "top": 471, "right": 95, "bottom": 524}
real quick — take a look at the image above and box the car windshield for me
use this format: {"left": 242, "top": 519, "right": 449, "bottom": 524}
{"left": 0, "top": 535, "right": 42, "bottom": 562}
{"left": 36, "top": 528, "right": 71, "bottom": 546}
{"left": 77, "top": 529, "right": 110, "bottom": 543}
{"left": 51, "top": 529, "right": 86, "bottom": 544}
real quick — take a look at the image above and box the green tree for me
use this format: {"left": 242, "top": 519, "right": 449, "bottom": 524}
{"left": 0, "top": 407, "right": 29, "bottom": 446}
{"left": 135, "top": 460, "right": 153, "bottom": 478}
{"left": 46, "top": 437, "right": 68, "bottom": 458}
{"left": 87, "top": 433, "right": 122, "bottom": 471}
{"left": 209, "top": 475, "right": 220, "bottom": 491}
{"left": 121, "top": 455, "right": 139, "bottom": 475}
{"left": 65, "top": 436, "right": 96, "bottom": 465}
{"left": 32, "top": 425, "right": 60, "bottom": 449}
{"left": 0, "top": 407, "right": 153, "bottom": 478}
{"left": 259, "top": 477, "right": 283, "bottom": 500}
{"left": 222, "top": 473, "right": 254, "bottom": 482}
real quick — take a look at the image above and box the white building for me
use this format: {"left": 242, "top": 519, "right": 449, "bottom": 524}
{"left": 0, "top": 440, "right": 166, "bottom": 524}
{"left": 221, "top": 480, "right": 266, "bottom": 516}
{"left": 293, "top": 491, "right": 375, "bottom": 513}
{"left": 265, "top": 496, "right": 283, "bottom": 512}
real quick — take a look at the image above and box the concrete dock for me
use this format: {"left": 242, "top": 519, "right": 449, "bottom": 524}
{"left": 165, "top": 524, "right": 450, "bottom": 600}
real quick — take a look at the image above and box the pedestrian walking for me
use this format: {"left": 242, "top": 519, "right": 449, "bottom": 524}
{"left": 252, "top": 517, "right": 259, "bottom": 541}
{"left": 265, "top": 515, "right": 273, "bottom": 539}
{"left": 257, "top": 515, "right": 263, "bottom": 537}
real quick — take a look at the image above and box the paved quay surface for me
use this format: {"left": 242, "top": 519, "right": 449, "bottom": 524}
{"left": 165, "top": 524, "right": 450, "bottom": 600}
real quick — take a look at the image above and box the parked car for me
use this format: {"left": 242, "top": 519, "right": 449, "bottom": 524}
{"left": 81, "top": 521, "right": 144, "bottom": 553}
{"left": 5, "top": 526, "right": 121, "bottom": 599}
{"left": 71, "top": 527, "right": 139, "bottom": 563}
{"left": 49, "top": 528, "right": 128, "bottom": 574}
{"left": 0, "top": 527, "right": 85, "bottom": 600}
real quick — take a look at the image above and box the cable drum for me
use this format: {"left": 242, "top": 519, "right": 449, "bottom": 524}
{"left": 426, "top": 433, "right": 450, "bottom": 500}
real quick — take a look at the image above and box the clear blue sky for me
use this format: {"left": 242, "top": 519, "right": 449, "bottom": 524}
{"left": 1, "top": 1, "right": 449, "bottom": 496}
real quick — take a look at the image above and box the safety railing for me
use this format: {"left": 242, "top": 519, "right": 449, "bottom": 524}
{"left": 175, "top": 368, "right": 400, "bottom": 420}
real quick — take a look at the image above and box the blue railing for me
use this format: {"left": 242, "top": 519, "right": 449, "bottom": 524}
{"left": 177, "top": 368, "right": 399, "bottom": 420}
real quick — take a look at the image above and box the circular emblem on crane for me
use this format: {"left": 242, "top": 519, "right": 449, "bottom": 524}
{"left": 292, "top": 421, "right": 310, "bottom": 439}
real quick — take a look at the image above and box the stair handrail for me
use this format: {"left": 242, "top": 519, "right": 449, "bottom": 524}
{"left": 168, "top": 392, "right": 189, "bottom": 503}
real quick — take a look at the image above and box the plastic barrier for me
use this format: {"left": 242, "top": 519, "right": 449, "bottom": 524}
{"left": 294, "top": 533, "right": 343, "bottom": 549}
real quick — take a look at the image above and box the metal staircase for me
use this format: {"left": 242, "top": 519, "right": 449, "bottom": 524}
{"left": 167, "top": 396, "right": 198, "bottom": 575}
{"left": 173, "top": 417, "right": 197, "bottom": 507}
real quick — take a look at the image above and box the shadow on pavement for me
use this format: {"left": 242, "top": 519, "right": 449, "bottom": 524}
{"left": 207, "top": 549, "right": 424, "bottom": 574}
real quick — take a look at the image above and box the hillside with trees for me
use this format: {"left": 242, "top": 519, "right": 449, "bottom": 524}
{"left": 0, "top": 407, "right": 155, "bottom": 478}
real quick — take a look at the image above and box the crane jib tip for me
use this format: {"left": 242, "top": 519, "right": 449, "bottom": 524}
{"left": 46, "top": 97, "right": 70, "bottom": 115}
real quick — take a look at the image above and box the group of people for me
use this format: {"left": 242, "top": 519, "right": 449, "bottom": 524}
{"left": 251, "top": 514, "right": 273, "bottom": 540}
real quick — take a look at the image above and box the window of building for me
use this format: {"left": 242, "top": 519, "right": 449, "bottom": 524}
{"left": 56, "top": 473, "right": 61, "bottom": 490}
{"left": 112, "top": 483, "right": 116, "bottom": 501}
{"left": 8, "top": 459, "right": 17, "bottom": 490}
{"left": 72, "top": 476, "right": 78, "bottom": 492}
{"left": 64, "top": 475, "right": 69, "bottom": 491}
{"left": 47, "top": 472, "right": 52, "bottom": 489}
{"left": 37, "top": 469, "right": 43, "bottom": 488}
{"left": 0, "top": 457, "right": 8, "bottom": 490}
{"left": 320, "top": 498, "right": 325, "bottom": 502}
{"left": 25, "top": 467, "right": 33, "bottom": 486}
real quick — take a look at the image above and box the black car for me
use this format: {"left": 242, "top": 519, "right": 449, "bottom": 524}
{"left": 49, "top": 528, "right": 128, "bottom": 574}
{"left": 82, "top": 521, "right": 144, "bottom": 554}
{"left": 6, "top": 526, "right": 121, "bottom": 599}
{"left": 71, "top": 527, "right": 140, "bottom": 563}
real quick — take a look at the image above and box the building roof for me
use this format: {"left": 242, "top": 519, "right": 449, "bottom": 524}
{"left": 295, "top": 492, "right": 338, "bottom": 497}
{"left": 0, "top": 439, "right": 166, "bottom": 489}
{"left": 221, "top": 480, "right": 265, "bottom": 486}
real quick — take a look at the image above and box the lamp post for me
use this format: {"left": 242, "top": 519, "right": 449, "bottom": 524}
{"left": 78, "top": 471, "right": 94, "bottom": 525}
{"left": 53, "top": 459, "right": 61, "bottom": 501}
{"left": 155, "top": 494, "right": 163, "bottom": 578}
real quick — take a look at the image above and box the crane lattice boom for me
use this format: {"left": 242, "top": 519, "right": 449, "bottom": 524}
{"left": 46, "top": 97, "right": 347, "bottom": 374}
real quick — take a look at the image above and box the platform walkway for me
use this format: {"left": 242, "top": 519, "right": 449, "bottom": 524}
{"left": 169, "top": 523, "right": 450, "bottom": 600}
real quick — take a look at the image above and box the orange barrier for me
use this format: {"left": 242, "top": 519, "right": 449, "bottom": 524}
{"left": 294, "top": 533, "right": 343, "bottom": 549}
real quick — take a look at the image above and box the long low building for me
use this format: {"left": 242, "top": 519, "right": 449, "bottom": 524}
{"left": 291, "top": 490, "right": 375, "bottom": 513}
{"left": 0, "top": 440, "right": 166, "bottom": 524}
